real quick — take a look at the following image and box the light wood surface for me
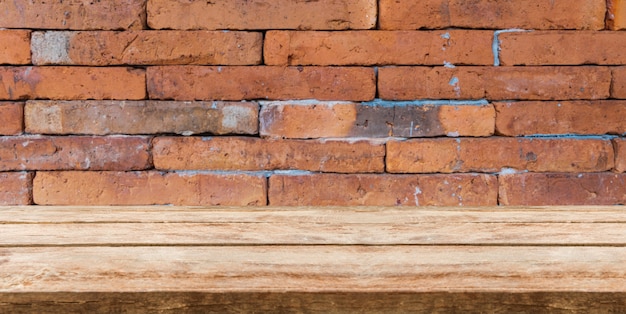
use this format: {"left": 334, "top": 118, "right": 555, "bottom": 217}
{"left": 2, "top": 206, "right": 626, "bottom": 312}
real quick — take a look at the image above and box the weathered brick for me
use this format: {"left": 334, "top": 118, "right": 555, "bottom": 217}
{"left": 33, "top": 171, "right": 267, "bottom": 206}
{"left": 0, "top": 172, "right": 32, "bottom": 205}
{"left": 32, "top": 31, "right": 262, "bottom": 66}
{"left": 0, "top": 136, "right": 150, "bottom": 171}
{"left": 25, "top": 101, "right": 258, "bottom": 135}
{"left": 614, "top": 138, "right": 626, "bottom": 172}
{"left": 387, "top": 138, "right": 614, "bottom": 173}
{"left": 378, "top": 66, "right": 611, "bottom": 101}
{"left": 259, "top": 101, "right": 494, "bottom": 138}
{"left": 0, "top": 67, "right": 146, "bottom": 100}
{"left": 268, "top": 173, "right": 498, "bottom": 206}
{"left": 608, "top": 0, "right": 626, "bottom": 30}
{"left": 264, "top": 30, "right": 493, "bottom": 66}
{"left": 499, "top": 173, "right": 626, "bottom": 205}
{"left": 499, "top": 31, "right": 626, "bottom": 66}
{"left": 380, "top": 0, "right": 605, "bottom": 30}
{"left": 0, "top": 102, "right": 23, "bottom": 135}
{"left": 612, "top": 67, "right": 626, "bottom": 99}
{"left": 148, "top": 0, "right": 376, "bottom": 30}
{"left": 0, "top": 0, "right": 145, "bottom": 30}
{"left": 147, "top": 66, "right": 375, "bottom": 101}
{"left": 495, "top": 101, "right": 626, "bottom": 136}
{"left": 153, "top": 137, "right": 384, "bottom": 173}
{"left": 0, "top": 30, "right": 30, "bottom": 65}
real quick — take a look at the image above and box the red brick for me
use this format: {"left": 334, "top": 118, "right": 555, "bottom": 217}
{"left": 387, "top": 138, "right": 614, "bottom": 173}
{"left": 268, "top": 173, "right": 498, "bottom": 206}
{"left": 495, "top": 101, "right": 626, "bottom": 136}
{"left": 31, "top": 31, "right": 262, "bottom": 66}
{"left": 153, "top": 137, "right": 384, "bottom": 173}
{"left": 259, "top": 101, "right": 494, "bottom": 138}
{"left": 614, "top": 139, "right": 626, "bottom": 172}
{"left": 148, "top": 0, "right": 376, "bottom": 30}
{"left": 264, "top": 30, "right": 493, "bottom": 66}
{"left": 0, "top": 172, "right": 32, "bottom": 205}
{"left": 147, "top": 66, "right": 375, "bottom": 101}
{"left": 0, "top": 67, "right": 146, "bottom": 100}
{"left": 380, "top": 0, "right": 605, "bottom": 30}
{"left": 0, "top": 30, "right": 30, "bottom": 65}
{"left": 499, "top": 173, "right": 626, "bottom": 206}
{"left": 0, "top": 0, "right": 145, "bottom": 30}
{"left": 612, "top": 67, "right": 626, "bottom": 99}
{"left": 25, "top": 101, "right": 258, "bottom": 135}
{"left": 378, "top": 66, "right": 611, "bottom": 101}
{"left": 608, "top": 0, "right": 626, "bottom": 30}
{"left": 0, "top": 102, "right": 23, "bottom": 135}
{"left": 0, "top": 136, "right": 150, "bottom": 171}
{"left": 499, "top": 31, "right": 626, "bottom": 66}
{"left": 33, "top": 171, "right": 267, "bottom": 206}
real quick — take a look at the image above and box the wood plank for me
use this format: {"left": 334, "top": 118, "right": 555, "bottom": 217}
{"left": 2, "top": 246, "right": 626, "bottom": 293}
{"left": 3, "top": 205, "right": 626, "bottom": 223}
{"left": 3, "top": 222, "right": 626, "bottom": 246}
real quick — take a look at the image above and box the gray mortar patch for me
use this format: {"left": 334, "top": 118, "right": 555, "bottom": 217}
{"left": 31, "top": 32, "right": 73, "bottom": 65}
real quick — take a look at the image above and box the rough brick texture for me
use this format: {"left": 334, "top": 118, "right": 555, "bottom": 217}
{"left": 379, "top": 66, "right": 611, "bottom": 101}
{"left": 499, "top": 173, "right": 626, "bottom": 205}
{"left": 0, "top": 30, "right": 30, "bottom": 65}
{"left": 32, "top": 31, "right": 262, "bottom": 66}
{"left": 3, "top": 0, "right": 624, "bottom": 206}
{"left": 495, "top": 101, "right": 626, "bottom": 136}
{"left": 0, "top": 172, "right": 32, "bottom": 205}
{"left": 0, "top": 136, "right": 150, "bottom": 171}
{"left": 387, "top": 138, "right": 614, "bottom": 173}
{"left": 153, "top": 137, "right": 384, "bottom": 173}
{"left": 33, "top": 171, "right": 267, "bottom": 206}
{"left": 0, "top": 0, "right": 146, "bottom": 30}
{"left": 260, "top": 101, "right": 494, "bottom": 138}
{"left": 264, "top": 30, "right": 493, "bottom": 66}
{"left": 0, "top": 103, "right": 24, "bottom": 135}
{"left": 269, "top": 174, "right": 498, "bottom": 206}
{"left": 148, "top": 0, "right": 377, "bottom": 30}
{"left": 148, "top": 66, "right": 375, "bottom": 101}
{"left": 379, "top": 0, "right": 606, "bottom": 30}
{"left": 25, "top": 101, "right": 258, "bottom": 135}
{"left": 0, "top": 67, "right": 145, "bottom": 100}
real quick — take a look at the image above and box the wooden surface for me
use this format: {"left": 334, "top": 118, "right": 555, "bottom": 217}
{"left": 2, "top": 206, "right": 626, "bottom": 312}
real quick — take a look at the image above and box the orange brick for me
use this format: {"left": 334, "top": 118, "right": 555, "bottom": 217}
{"left": 148, "top": 0, "right": 376, "bottom": 30}
{"left": 153, "top": 137, "right": 384, "bottom": 173}
{"left": 32, "top": 31, "right": 262, "bottom": 66}
{"left": 264, "top": 30, "right": 493, "bottom": 66}
{"left": 0, "top": 30, "right": 30, "bottom": 64}
{"left": 33, "top": 171, "right": 267, "bottom": 206}
{"left": 387, "top": 138, "right": 614, "bottom": 173}
{"left": 0, "top": 0, "right": 145, "bottom": 30}
{"left": 614, "top": 139, "right": 626, "bottom": 172}
{"left": 0, "top": 67, "right": 146, "bottom": 100}
{"left": 499, "top": 31, "right": 626, "bottom": 66}
{"left": 608, "top": 0, "right": 626, "bottom": 30}
{"left": 612, "top": 67, "right": 626, "bottom": 99}
{"left": 147, "top": 66, "right": 375, "bottom": 101}
{"left": 25, "top": 101, "right": 258, "bottom": 135}
{"left": 268, "top": 173, "right": 498, "bottom": 206}
{"left": 495, "top": 101, "right": 626, "bottom": 136}
{"left": 0, "top": 102, "right": 23, "bottom": 135}
{"left": 0, "top": 136, "right": 150, "bottom": 171}
{"left": 259, "top": 101, "right": 494, "bottom": 138}
{"left": 499, "top": 173, "right": 626, "bottom": 206}
{"left": 0, "top": 172, "right": 32, "bottom": 205}
{"left": 378, "top": 66, "right": 611, "bottom": 101}
{"left": 380, "top": 0, "right": 605, "bottom": 30}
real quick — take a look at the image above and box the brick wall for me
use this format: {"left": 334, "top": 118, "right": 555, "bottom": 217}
{"left": 1, "top": 0, "right": 626, "bottom": 206}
